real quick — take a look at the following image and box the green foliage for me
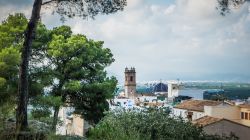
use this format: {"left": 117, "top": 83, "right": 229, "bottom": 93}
{"left": 217, "top": 0, "right": 246, "bottom": 16}
{"left": 0, "top": 14, "right": 26, "bottom": 118}
{"left": 0, "top": 13, "right": 27, "bottom": 49}
{"left": 47, "top": 134, "right": 86, "bottom": 140}
{"left": 88, "top": 108, "right": 201, "bottom": 140}
{"left": 73, "top": 77, "right": 117, "bottom": 124}
{"left": 0, "top": 77, "right": 6, "bottom": 88}
{"left": 0, "top": 14, "right": 53, "bottom": 123}
{"left": 49, "top": 0, "right": 127, "bottom": 21}
{"left": 0, "top": 13, "right": 117, "bottom": 131}
{"left": 50, "top": 25, "right": 72, "bottom": 39}
{"left": 0, "top": 47, "right": 20, "bottom": 79}
{"left": 0, "top": 13, "right": 53, "bottom": 104}
{"left": 46, "top": 26, "right": 117, "bottom": 125}
{"left": 88, "top": 108, "right": 239, "bottom": 140}
{"left": 31, "top": 96, "right": 62, "bottom": 120}
{"left": 0, "top": 14, "right": 56, "bottom": 131}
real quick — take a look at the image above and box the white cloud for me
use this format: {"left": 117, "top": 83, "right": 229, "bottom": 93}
{"left": 1, "top": 0, "right": 250, "bottom": 82}
{"left": 0, "top": 5, "right": 32, "bottom": 21}
{"left": 164, "top": 5, "right": 176, "bottom": 15}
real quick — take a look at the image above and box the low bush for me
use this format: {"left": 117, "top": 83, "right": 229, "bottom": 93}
{"left": 88, "top": 107, "right": 238, "bottom": 140}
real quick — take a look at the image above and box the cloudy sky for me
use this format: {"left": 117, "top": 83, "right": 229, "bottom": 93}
{"left": 1, "top": 0, "right": 250, "bottom": 83}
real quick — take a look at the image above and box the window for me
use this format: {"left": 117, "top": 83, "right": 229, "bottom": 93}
{"left": 245, "top": 112, "right": 249, "bottom": 120}
{"left": 187, "top": 112, "right": 193, "bottom": 121}
{"left": 241, "top": 112, "right": 244, "bottom": 119}
{"left": 130, "top": 76, "right": 133, "bottom": 81}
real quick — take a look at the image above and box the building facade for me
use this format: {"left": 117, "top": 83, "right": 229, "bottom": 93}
{"left": 168, "top": 81, "right": 180, "bottom": 98}
{"left": 173, "top": 100, "right": 222, "bottom": 121}
{"left": 204, "top": 103, "right": 240, "bottom": 120}
{"left": 194, "top": 116, "right": 250, "bottom": 140}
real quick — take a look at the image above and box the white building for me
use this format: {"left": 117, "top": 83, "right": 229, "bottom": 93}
{"left": 173, "top": 100, "right": 222, "bottom": 121}
{"left": 167, "top": 81, "right": 180, "bottom": 98}
{"left": 109, "top": 98, "right": 135, "bottom": 110}
{"left": 56, "top": 107, "right": 74, "bottom": 135}
{"left": 204, "top": 103, "right": 240, "bottom": 120}
{"left": 193, "top": 116, "right": 250, "bottom": 140}
{"left": 56, "top": 107, "right": 90, "bottom": 137}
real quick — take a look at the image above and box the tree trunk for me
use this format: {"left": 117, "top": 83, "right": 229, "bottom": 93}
{"left": 51, "top": 106, "right": 60, "bottom": 133}
{"left": 16, "top": 0, "right": 42, "bottom": 131}
{"left": 51, "top": 80, "right": 65, "bottom": 133}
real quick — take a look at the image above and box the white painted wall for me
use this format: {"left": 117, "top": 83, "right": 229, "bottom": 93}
{"left": 173, "top": 108, "right": 187, "bottom": 119}
{"left": 137, "top": 96, "right": 157, "bottom": 102}
{"left": 204, "top": 104, "right": 240, "bottom": 120}
{"left": 168, "top": 81, "right": 180, "bottom": 98}
{"left": 56, "top": 107, "right": 75, "bottom": 135}
{"left": 192, "top": 111, "right": 205, "bottom": 120}
{"left": 111, "top": 99, "right": 135, "bottom": 109}
{"left": 72, "top": 115, "right": 84, "bottom": 136}
{"left": 173, "top": 108, "right": 205, "bottom": 121}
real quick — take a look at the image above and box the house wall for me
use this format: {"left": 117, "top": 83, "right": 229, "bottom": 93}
{"left": 113, "top": 99, "right": 135, "bottom": 108}
{"left": 138, "top": 96, "right": 157, "bottom": 102}
{"left": 204, "top": 120, "right": 250, "bottom": 140}
{"left": 56, "top": 107, "right": 75, "bottom": 135}
{"left": 173, "top": 108, "right": 205, "bottom": 121}
{"left": 56, "top": 107, "right": 67, "bottom": 135}
{"left": 168, "top": 82, "right": 179, "bottom": 98}
{"left": 57, "top": 107, "right": 74, "bottom": 135}
{"left": 204, "top": 105, "right": 240, "bottom": 120}
{"left": 72, "top": 114, "right": 84, "bottom": 137}
{"left": 173, "top": 108, "right": 187, "bottom": 119}
{"left": 240, "top": 107, "right": 250, "bottom": 120}
{"left": 192, "top": 111, "right": 205, "bottom": 120}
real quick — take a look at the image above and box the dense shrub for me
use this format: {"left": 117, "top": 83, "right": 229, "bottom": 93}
{"left": 88, "top": 108, "right": 201, "bottom": 140}
{"left": 88, "top": 108, "right": 238, "bottom": 140}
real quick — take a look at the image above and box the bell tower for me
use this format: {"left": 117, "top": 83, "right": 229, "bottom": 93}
{"left": 124, "top": 67, "right": 136, "bottom": 98}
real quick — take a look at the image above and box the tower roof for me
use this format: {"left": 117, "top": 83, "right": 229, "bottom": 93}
{"left": 125, "top": 67, "right": 136, "bottom": 73}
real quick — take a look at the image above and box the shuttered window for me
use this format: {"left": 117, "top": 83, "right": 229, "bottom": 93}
{"left": 245, "top": 112, "right": 249, "bottom": 120}
{"left": 241, "top": 112, "right": 244, "bottom": 119}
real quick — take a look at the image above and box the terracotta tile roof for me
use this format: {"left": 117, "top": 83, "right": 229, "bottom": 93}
{"left": 194, "top": 116, "right": 250, "bottom": 128}
{"left": 174, "top": 100, "right": 222, "bottom": 112}
{"left": 238, "top": 103, "right": 250, "bottom": 109}
{"left": 147, "top": 102, "right": 164, "bottom": 107}
{"left": 193, "top": 116, "right": 222, "bottom": 126}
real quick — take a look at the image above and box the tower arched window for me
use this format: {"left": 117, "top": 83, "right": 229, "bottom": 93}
{"left": 130, "top": 76, "right": 133, "bottom": 82}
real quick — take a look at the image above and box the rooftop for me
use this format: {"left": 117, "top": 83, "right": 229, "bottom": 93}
{"left": 238, "top": 103, "right": 250, "bottom": 109}
{"left": 193, "top": 116, "right": 222, "bottom": 126}
{"left": 193, "top": 116, "right": 250, "bottom": 128}
{"left": 174, "top": 100, "right": 222, "bottom": 112}
{"left": 153, "top": 82, "right": 168, "bottom": 93}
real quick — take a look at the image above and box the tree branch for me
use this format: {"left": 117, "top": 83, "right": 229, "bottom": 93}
{"left": 42, "top": 0, "right": 56, "bottom": 5}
